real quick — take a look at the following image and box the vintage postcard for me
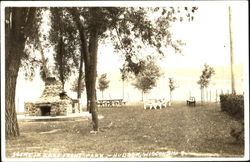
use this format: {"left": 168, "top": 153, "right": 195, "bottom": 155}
{"left": 1, "top": 0, "right": 249, "bottom": 161}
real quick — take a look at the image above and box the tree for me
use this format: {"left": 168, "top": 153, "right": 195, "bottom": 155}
{"left": 71, "top": 74, "right": 85, "bottom": 94}
{"left": 5, "top": 7, "right": 41, "bottom": 138}
{"left": 168, "top": 77, "right": 178, "bottom": 103}
{"left": 120, "top": 67, "right": 130, "bottom": 100}
{"left": 39, "top": 50, "right": 50, "bottom": 82}
{"left": 197, "top": 64, "right": 215, "bottom": 104}
{"left": 5, "top": 6, "right": 197, "bottom": 136}
{"left": 49, "top": 8, "right": 80, "bottom": 90}
{"left": 132, "top": 58, "right": 162, "bottom": 101}
{"left": 71, "top": 74, "right": 86, "bottom": 112}
{"left": 46, "top": 7, "right": 197, "bottom": 132}
{"left": 97, "top": 73, "right": 110, "bottom": 99}
{"left": 121, "top": 69, "right": 126, "bottom": 100}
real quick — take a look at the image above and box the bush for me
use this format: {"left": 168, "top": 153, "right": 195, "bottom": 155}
{"left": 219, "top": 94, "right": 244, "bottom": 119}
{"left": 230, "top": 121, "right": 244, "bottom": 143}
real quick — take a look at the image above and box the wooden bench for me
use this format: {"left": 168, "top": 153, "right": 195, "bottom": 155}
{"left": 186, "top": 97, "right": 196, "bottom": 106}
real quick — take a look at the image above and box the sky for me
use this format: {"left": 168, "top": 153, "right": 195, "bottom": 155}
{"left": 98, "top": 4, "right": 248, "bottom": 73}
{"left": 2, "top": 2, "right": 247, "bottom": 111}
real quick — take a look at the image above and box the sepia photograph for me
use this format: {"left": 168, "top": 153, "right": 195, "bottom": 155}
{"left": 1, "top": 0, "right": 249, "bottom": 161}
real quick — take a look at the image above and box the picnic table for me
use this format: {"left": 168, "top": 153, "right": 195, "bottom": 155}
{"left": 97, "top": 99, "right": 126, "bottom": 107}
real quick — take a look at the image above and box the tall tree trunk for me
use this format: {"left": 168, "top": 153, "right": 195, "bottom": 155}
{"left": 5, "top": 50, "right": 21, "bottom": 139}
{"left": 201, "top": 88, "right": 204, "bottom": 105}
{"left": 122, "top": 80, "right": 125, "bottom": 100}
{"left": 170, "top": 90, "right": 172, "bottom": 103}
{"left": 70, "top": 7, "right": 99, "bottom": 131}
{"left": 59, "top": 36, "right": 65, "bottom": 91}
{"left": 77, "top": 55, "right": 84, "bottom": 112}
{"left": 5, "top": 8, "right": 24, "bottom": 138}
{"left": 54, "top": 8, "right": 66, "bottom": 91}
{"left": 5, "top": 9, "right": 20, "bottom": 139}
{"left": 87, "top": 27, "right": 99, "bottom": 131}
{"left": 5, "top": 8, "right": 36, "bottom": 139}
{"left": 68, "top": 8, "right": 91, "bottom": 113}
{"left": 228, "top": 6, "right": 236, "bottom": 95}
{"left": 85, "top": 71, "right": 91, "bottom": 113}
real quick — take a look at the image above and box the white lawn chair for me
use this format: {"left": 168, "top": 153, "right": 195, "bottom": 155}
{"left": 144, "top": 99, "right": 167, "bottom": 110}
{"left": 154, "top": 100, "right": 162, "bottom": 109}
{"left": 159, "top": 99, "right": 167, "bottom": 108}
{"left": 144, "top": 99, "right": 157, "bottom": 109}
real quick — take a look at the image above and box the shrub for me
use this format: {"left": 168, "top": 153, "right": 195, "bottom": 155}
{"left": 219, "top": 94, "right": 244, "bottom": 119}
{"left": 230, "top": 121, "right": 244, "bottom": 143}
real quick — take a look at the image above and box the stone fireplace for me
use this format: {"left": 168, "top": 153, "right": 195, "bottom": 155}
{"left": 25, "top": 77, "right": 78, "bottom": 116}
{"left": 40, "top": 105, "right": 51, "bottom": 116}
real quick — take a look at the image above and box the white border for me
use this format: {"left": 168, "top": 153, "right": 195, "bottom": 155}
{"left": 1, "top": 1, "right": 6, "bottom": 161}
{"left": 0, "top": 0, "right": 249, "bottom": 7}
{"left": 1, "top": 1, "right": 249, "bottom": 161}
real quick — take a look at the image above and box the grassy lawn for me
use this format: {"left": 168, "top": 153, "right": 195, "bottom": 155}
{"left": 6, "top": 101, "right": 244, "bottom": 158}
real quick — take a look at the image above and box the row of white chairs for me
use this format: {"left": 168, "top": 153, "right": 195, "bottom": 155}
{"left": 143, "top": 99, "right": 170, "bottom": 110}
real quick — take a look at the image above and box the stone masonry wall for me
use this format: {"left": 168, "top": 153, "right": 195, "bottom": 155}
{"left": 24, "top": 102, "right": 39, "bottom": 116}
{"left": 24, "top": 77, "right": 75, "bottom": 116}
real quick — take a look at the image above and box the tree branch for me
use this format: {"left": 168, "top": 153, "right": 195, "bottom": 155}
{"left": 114, "top": 27, "right": 131, "bottom": 56}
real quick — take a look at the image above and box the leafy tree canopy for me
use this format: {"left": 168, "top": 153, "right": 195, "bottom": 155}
{"left": 97, "top": 73, "right": 110, "bottom": 92}
{"left": 132, "top": 57, "right": 162, "bottom": 93}
{"left": 64, "top": 7, "right": 197, "bottom": 74}
{"left": 49, "top": 8, "right": 81, "bottom": 87}
{"left": 197, "top": 64, "right": 215, "bottom": 89}
{"left": 169, "top": 77, "right": 178, "bottom": 92}
{"left": 19, "top": 7, "right": 198, "bottom": 85}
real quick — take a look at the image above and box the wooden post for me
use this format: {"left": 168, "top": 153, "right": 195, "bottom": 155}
{"left": 229, "top": 6, "right": 236, "bottom": 95}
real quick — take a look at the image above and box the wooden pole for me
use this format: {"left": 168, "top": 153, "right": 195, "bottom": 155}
{"left": 229, "top": 6, "right": 236, "bottom": 95}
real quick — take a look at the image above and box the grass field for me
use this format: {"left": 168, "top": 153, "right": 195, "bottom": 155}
{"left": 6, "top": 101, "right": 244, "bottom": 158}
